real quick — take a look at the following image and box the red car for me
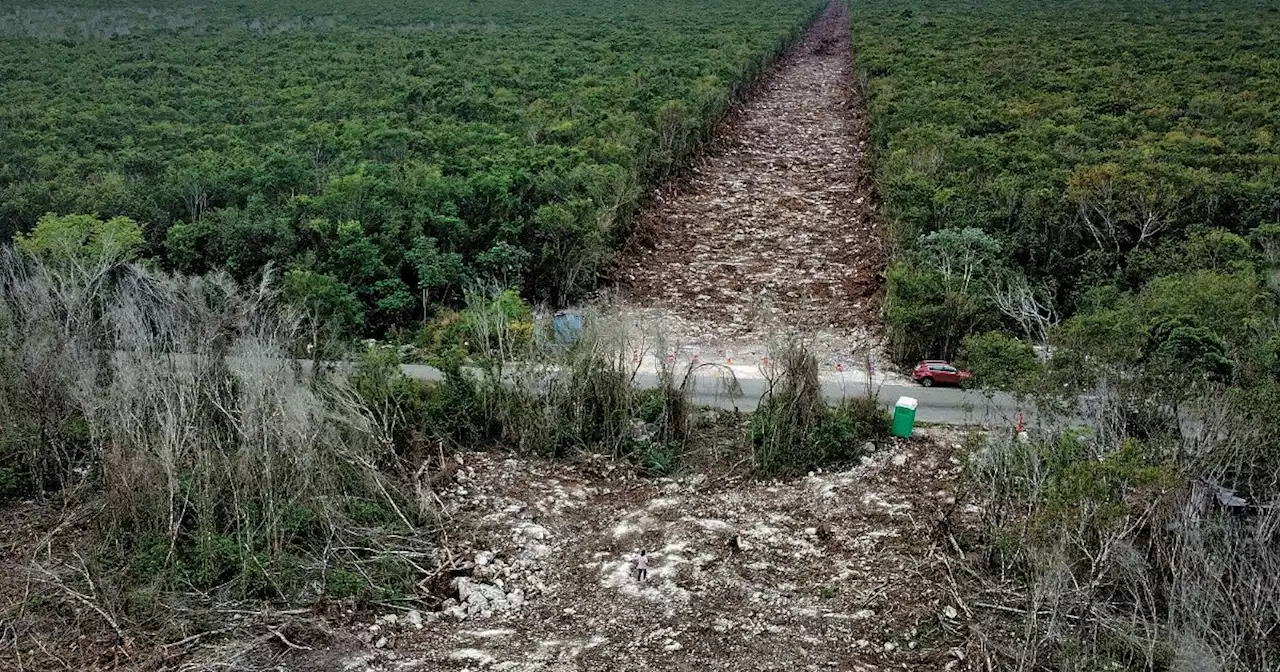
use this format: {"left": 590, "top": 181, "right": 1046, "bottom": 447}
{"left": 912, "top": 360, "right": 972, "bottom": 387}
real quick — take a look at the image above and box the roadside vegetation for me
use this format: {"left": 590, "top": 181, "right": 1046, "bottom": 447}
{"left": 0, "top": 0, "right": 822, "bottom": 341}
{"left": 958, "top": 415, "right": 1279, "bottom": 670}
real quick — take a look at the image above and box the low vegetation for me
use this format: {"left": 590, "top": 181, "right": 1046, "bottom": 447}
{"left": 963, "top": 425, "right": 1279, "bottom": 670}
{"left": 750, "top": 342, "right": 890, "bottom": 477}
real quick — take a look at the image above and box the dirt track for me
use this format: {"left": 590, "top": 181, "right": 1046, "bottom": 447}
{"left": 618, "top": 1, "right": 884, "bottom": 342}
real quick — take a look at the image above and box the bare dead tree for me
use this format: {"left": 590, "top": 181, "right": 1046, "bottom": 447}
{"left": 989, "top": 271, "right": 1057, "bottom": 347}
{"left": 1069, "top": 166, "right": 1181, "bottom": 258}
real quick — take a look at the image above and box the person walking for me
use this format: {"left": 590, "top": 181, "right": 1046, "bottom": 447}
{"left": 635, "top": 549, "right": 648, "bottom": 582}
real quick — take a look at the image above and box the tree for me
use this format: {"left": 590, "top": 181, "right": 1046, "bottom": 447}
{"left": 164, "top": 220, "right": 214, "bottom": 275}
{"left": 1250, "top": 222, "right": 1280, "bottom": 267}
{"left": 915, "top": 226, "right": 1001, "bottom": 295}
{"left": 886, "top": 260, "right": 995, "bottom": 362}
{"left": 474, "top": 241, "right": 532, "bottom": 289}
{"left": 406, "top": 236, "right": 465, "bottom": 324}
{"left": 282, "top": 268, "right": 364, "bottom": 354}
{"left": 370, "top": 278, "right": 416, "bottom": 333}
{"left": 1152, "top": 325, "right": 1235, "bottom": 384}
{"left": 1184, "top": 229, "right": 1253, "bottom": 272}
{"left": 14, "top": 213, "right": 143, "bottom": 265}
{"left": 1067, "top": 164, "right": 1180, "bottom": 258}
{"left": 989, "top": 270, "right": 1057, "bottom": 347}
{"left": 958, "top": 331, "right": 1043, "bottom": 394}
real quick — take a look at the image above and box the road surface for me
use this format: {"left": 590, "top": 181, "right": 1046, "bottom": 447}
{"left": 398, "top": 363, "right": 1031, "bottom": 427}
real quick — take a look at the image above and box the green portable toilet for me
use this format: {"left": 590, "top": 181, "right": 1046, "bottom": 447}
{"left": 892, "top": 396, "right": 918, "bottom": 438}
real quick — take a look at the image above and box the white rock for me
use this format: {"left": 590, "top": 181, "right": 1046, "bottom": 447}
{"left": 406, "top": 610, "right": 423, "bottom": 629}
{"left": 374, "top": 636, "right": 388, "bottom": 649}
{"left": 663, "top": 641, "right": 683, "bottom": 651}
{"left": 804, "top": 527, "right": 818, "bottom": 536}
{"left": 381, "top": 614, "right": 398, "bottom": 626}
{"left": 522, "top": 524, "right": 550, "bottom": 540}
{"left": 476, "top": 551, "right": 494, "bottom": 566}
{"left": 943, "top": 605, "right": 958, "bottom": 620}
{"left": 884, "top": 642, "right": 896, "bottom": 651}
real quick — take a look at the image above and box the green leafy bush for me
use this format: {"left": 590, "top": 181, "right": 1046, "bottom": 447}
{"left": 958, "top": 331, "right": 1043, "bottom": 393}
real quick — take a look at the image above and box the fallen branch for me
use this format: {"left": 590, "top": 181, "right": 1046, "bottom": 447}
{"left": 268, "top": 626, "right": 313, "bottom": 651}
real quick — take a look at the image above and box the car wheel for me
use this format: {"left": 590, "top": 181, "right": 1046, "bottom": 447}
{"left": 920, "top": 377, "right": 933, "bottom": 387}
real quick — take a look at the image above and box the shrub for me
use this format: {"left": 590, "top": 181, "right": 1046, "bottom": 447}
{"left": 750, "top": 343, "right": 890, "bottom": 477}
{"left": 957, "top": 331, "right": 1043, "bottom": 393}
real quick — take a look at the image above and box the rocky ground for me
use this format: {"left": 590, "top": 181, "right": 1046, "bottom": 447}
{"left": 307, "top": 427, "right": 978, "bottom": 671}
{"left": 615, "top": 0, "right": 886, "bottom": 357}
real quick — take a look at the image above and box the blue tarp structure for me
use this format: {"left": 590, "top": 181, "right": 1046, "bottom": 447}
{"left": 552, "top": 311, "right": 583, "bottom": 345}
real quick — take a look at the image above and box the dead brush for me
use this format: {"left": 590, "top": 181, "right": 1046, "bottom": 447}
{"left": 450, "top": 289, "right": 731, "bottom": 469}
{"left": 750, "top": 340, "right": 828, "bottom": 476}
{"left": 961, "top": 429, "right": 1280, "bottom": 671}
{"left": 0, "top": 247, "right": 435, "bottom": 651}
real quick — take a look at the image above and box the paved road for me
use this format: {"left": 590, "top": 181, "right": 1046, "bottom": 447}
{"left": 399, "top": 363, "right": 1031, "bottom": 427}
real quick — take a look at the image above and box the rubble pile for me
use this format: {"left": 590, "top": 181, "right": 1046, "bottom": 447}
{"left": 617, "top": 0, "right": 886, "bottom": 345}
{"left": 333, "top": 426, "right": 973, "bottom": 671}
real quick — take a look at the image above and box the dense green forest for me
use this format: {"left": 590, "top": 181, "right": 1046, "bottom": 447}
{"left": 0, "top": 0, "right": 821, "bottom": 338}
{"left": 852, "top": 5, "right": 1280, "bottom": 668}
{"left": 853, "top": 0, "right": 1280, "bottom": 364}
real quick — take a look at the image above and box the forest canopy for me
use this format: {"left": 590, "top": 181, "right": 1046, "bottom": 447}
{"left": 0, "top": 0, "right": 822, "bottom": 338}
{"left": 852, "top": 0, "right": 1280, "bottom": 362}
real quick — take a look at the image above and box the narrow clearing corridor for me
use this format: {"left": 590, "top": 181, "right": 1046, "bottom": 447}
{"left": 619, "top": 1, "right": 884, "bottom": 347}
